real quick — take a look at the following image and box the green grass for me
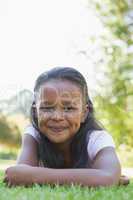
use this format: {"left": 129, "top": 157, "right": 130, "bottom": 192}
{"left": 0, "top": 170, "right": 133, "bottom": 200}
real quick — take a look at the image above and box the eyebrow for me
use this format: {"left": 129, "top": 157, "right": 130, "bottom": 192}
{"left": 61, "top": 100, "right": 73, "bottom": 105}
{"left": 61, "top": 99, "right": 81, "bottom": 106}
{"left": 39, "top": 100, "right": 56, "bottom": 106}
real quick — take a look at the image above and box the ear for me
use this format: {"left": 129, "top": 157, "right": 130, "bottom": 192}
{"left": 81, "top": 105, "right": 89, "bottom": 123}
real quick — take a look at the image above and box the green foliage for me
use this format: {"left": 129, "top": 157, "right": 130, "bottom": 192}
{"left": 0, "top": 151, "right": 17, "bottom": 160}
{"left": 0, "top": 114, "right": 21, "bottom": 148}
{"left": 89, "top": 0, "right": 133, "bottom": 146}
{"left": 0, "top": 170, "right": 132, "bottom": 200}
{"left": 117, "top": 145, "right": 133, "bottom": 167}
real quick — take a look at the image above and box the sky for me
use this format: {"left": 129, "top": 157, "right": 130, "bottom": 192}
{"left": 0, "top": 0, "right": 103, "bottom": 100}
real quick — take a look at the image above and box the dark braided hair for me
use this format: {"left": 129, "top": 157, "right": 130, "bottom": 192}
{"left": 30, "top": 67, "right": 103, "bottom": 168}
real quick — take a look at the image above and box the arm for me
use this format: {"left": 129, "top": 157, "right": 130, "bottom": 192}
{"left": 3, "top": 134, "right": 39, "bottom": 186}
{"left": 4, "top": 147, "right": 121, "bottom": 187}
{"left": 17, "top": 134, "right": 39, "bottom": 166}
{"left": 32, "top": 147, "right": 121, "bottom": 187}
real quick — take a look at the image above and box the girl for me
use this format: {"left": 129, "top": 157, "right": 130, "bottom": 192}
{"left": 4, "top": 67, "right": 128, "bottom": 187}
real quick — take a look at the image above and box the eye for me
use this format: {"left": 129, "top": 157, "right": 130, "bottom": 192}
{"left": 64, "top": 106, "right": 75, "bottom": 112}
{"left": 39, "top": 107, "right": 54, "bottom": 112}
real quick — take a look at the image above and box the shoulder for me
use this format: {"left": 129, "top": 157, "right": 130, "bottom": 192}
{"left": 87, "top": 130, "right": 115, "bottom": 161}
{"left": 23, "top": 124, "right": 40, "bottom": 143}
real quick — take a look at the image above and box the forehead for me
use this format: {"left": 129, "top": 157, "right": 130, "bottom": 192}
{"left": 37, "top": 79, "right": 82, "bottom": 100}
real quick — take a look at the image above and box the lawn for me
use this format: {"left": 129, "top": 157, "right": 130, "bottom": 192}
{"left": 0, "top": 170, "right": 133, "bottom": 200}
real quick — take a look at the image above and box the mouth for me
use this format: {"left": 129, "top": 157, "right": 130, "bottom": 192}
{"left": 48, "top": 126, "right": 68, "bottom": 133}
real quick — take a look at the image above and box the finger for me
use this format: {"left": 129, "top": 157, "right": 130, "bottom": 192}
{"left": 123, "top": 178, "right": 130, "bottom": 185}
{"left": 119, "top": 176, "right": 130, "bottom": 185}
{"left": 7, "top": 180, "right": 20, "bottom": 187}
{"left": 7, "top": 181, "right": 13, "bottom": 188}
{"left": 121, "top": 175, "right": 130, "bottom": 183}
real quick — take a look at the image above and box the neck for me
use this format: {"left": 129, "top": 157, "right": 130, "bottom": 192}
{"left": 53, "top": 140, "right": 71, "bottom": 154}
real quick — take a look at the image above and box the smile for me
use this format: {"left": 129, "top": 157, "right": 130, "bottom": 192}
{"left": 48, "top": 126, "right": 68, "bottom": 133}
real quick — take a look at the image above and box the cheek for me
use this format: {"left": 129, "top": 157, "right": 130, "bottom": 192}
{"left": 67, "top": 113, "right": 82, "bottom": 129}
{"left": 37, "top": 111, "right": 49, "bottom": 126}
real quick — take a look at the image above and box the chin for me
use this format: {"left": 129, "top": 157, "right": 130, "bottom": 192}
{"left": 48, "top": 137, "right": 68, "bottom": 143}
{"left": 46, "top": 134, "right": 69, "bottom": 143}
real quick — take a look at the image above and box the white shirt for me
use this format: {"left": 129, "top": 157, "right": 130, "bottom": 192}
{"left": 24, "top": 125, "right": 115, "bottom": 161}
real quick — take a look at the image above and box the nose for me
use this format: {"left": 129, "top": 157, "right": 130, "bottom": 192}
{"left": 51, "top": 110, "right": 64, "bottom": 121}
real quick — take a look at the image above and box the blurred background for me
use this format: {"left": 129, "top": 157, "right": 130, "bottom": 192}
{"left": 0, "top": 0, "right": 133, "bottom": 172}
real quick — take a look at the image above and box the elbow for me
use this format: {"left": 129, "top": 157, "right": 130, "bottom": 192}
{"left": 102, "top": 172, "right": 120, "bottom": 186}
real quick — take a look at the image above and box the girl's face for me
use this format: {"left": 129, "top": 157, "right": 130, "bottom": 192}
{"left": 35, "top": 79, "right": 87, "bottom": 144}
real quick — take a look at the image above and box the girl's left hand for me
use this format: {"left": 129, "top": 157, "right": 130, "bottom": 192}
{"left": 3, "top": 164, "right": 36, "bottom": 187}
{"left": 119, "top": 175, "right": 130, "bottom": 186}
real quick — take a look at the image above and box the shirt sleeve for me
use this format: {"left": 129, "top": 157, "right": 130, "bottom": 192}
{"left": 87, "top": 130, "right": 115, "bottom": 161}
{"left": 23, "top": 125, "right": 40, "bottom": 143}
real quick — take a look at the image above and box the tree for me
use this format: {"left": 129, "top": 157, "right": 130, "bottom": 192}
{"left": 0, "top": 114, "right": 21, "bottom": 148}
{"left": 88, "top": 0, "right": 133, "bottom": 146}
